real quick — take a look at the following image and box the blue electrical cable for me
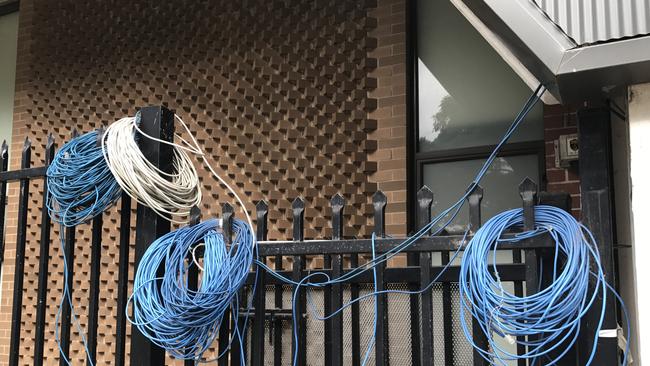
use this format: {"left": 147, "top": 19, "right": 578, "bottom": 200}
{"left": 46, "top": 129, "right": 122, "bottom": 366}
{"left": 47, "top": 129, "right": 122, "bottom": 227}
{"left": 250, "top": 84, "right": 547, "bottom": 366}
{"left": 127, "top": 218, "right": 255, "bottom": 361}
{"left": 254, "top": 83, "right": 630, "bottom": 366}
{"left": 458, "top": 205, "right": 630, "bottom": 366}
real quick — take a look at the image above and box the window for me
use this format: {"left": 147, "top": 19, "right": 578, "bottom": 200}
{"left": 0, "top": 3, "right": 18, "bottom": 147}
{"left": 410, "top": 0, "right": 544, "bottom": 234}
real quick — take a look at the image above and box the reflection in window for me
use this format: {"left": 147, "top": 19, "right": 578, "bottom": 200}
{"left": 423, "top": 155, "right": 539, "bottom": 235}
{"left": 0, "top": 11, "right": 18, "bottom": 146}
{"left": 417, "top": 0, "right": 542, "bottom": 152}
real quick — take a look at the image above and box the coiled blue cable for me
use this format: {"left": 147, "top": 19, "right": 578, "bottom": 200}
{"left": 47, "top": 129, "right": 121, "bottom": 226}
{"left": 127, "top": 218, "right": 255, "bottom": 361}
{"left": 46, "top": 129, "right": 122, "bottom": 366}
{"left": 458, "top": 205, "right": 630, "bottom": 365}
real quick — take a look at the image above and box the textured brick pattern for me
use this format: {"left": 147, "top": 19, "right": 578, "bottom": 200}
{"left": 0, "top": 0, "right": 392, "bottom": 364}
{"left": 543, "top": 104, "right": 582, "bottom": 218}
{"left": 368, "top": 0, "right": 407, "bottom": 236}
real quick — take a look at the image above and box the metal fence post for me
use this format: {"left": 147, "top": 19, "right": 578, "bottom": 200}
{"left": 577, "top": 107, "right": 619, "bottom": 365}
{"left": 9, "top": 138, "right": 31, "bottom": 366}
{"left": 251, "top": 200, "right": 268, "bottom": 366}
{"left": 34, "top": 135, "right": 54, "bottom": 366}
{"left": 467, "top": 184, "right": 488, "bottom": 366}
{"left": 131, "top": 106, "right": 174, "bottom": 366}
{"left": 372, "top": 191, "right": 389, "bottom": 366}
{"left": 417, "top": 186, "right": 434, "bottom": 366}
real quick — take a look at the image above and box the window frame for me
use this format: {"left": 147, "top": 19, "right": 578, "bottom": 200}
{"left": 0, "top": 1, "right": 18, "bottom": 16}
{"left": 405, "top": 0, "right": 546, "bottom": 233}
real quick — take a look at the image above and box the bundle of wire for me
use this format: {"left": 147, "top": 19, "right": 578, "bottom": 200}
{"left": 458, "top": 205, "right": 630, "bottom": 366}
{"left": 127, "top": 218, "right": 254, "bottom": 360}
{"left": 47, "top": 129, "right": 122, "bottom": 226}
{"left": 102, "top": 113, "right": 202, "bottom": 222}
{"left": 46, "top": 129, "right": 122, "bottom": 366}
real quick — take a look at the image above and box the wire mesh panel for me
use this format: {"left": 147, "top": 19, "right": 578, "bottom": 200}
{"left": 387, "top": 283, "right": 413, "bottom": 366}
{"left": 430, "top": 283, "right": 446, "bottom": 366}
{"left": 449, "top": 283, "right": 474, "bottom": 365}
{"left": 342, "top": 285, "right": 355, "bottom": 366}
{"left": 305, "top": 289, "right": 325, "bottom": 364}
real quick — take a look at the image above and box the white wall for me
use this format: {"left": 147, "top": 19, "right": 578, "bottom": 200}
{"left": 627, "top": 82, "right": 650, "bottom": 365}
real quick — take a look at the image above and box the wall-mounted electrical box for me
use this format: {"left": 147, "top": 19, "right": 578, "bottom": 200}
{"left": 554, "top": 134, "right": 579, "bottom": 168}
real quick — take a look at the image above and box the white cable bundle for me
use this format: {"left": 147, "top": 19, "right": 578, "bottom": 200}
{"left": 101, "top": 115, "right": 202, "bottom": 222}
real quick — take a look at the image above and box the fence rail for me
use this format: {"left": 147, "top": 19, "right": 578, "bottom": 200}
{"left": 0, "top": 106, "right": 574, "bottom": 366}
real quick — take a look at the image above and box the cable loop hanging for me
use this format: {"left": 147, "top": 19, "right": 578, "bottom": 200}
{"left": 101, "top": 114, "right": 202, "bottom": 223}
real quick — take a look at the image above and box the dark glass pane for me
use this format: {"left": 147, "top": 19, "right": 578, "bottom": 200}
{"left": 423, "top": 155, "right": 539, "bottom": 234}
{"left": 417, "top": 0, "right": 543, "bottom": 152}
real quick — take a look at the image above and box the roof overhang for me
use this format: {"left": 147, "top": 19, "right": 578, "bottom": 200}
{"left": 456, "top": 0, "right": 650, "bottom": 104}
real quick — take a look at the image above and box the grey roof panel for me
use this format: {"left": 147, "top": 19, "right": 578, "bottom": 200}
{"left": 532, "top": 0, "right": 650, "bottom": 45}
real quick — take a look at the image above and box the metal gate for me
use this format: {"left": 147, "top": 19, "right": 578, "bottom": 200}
{"left": 0, "top": 106, "right": 575, "bottom": 366}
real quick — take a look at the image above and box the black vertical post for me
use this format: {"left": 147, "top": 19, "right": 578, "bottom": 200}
{"left": 33, "top": 136, "right": 53, "bottom": 361}
{"left": 115, "top": 193, "right": 131, "bottom": 366}
{"left": 185, "top": 206, "right": 201, "bottom": 366}
{"left": 34, "top": 135, "right": 54, "bottom": 366}
{"left": 59, "top": 224, "right": 76, "bottom": 366}
{"left": 373, "top": 191, "right": 389, "bottom": 366}
{"left": 519, "top": 178, "right": 539, "bottom": 365}
{"left": 87, "top": 211, "right": 103, "bottom": 365}
{"left": 330, "top": 194, "right": 345, "bottom": 366}
{"left": 324, "top": 254, "right": 332, "bottom": 366}
{"left": 408, "top": 184, "right": 422, "bottom": 366}
{"left": 519, "top": 178, "right": 539, "bottom": 294}
{"left": 577, "top": 107, "right": 619, "bottom": 365}
{"left": 220, "top": 203, "right": 234, "bottom": 366}
{"left": 512, "top": 178, "right": 525, "bottom": 366}
{"left": 60, "top": 130, "right": 79, "bottom": 366}
{"left": 9, "top": 138, "right": 31, "bottom": 366}
{"left": 350, "top": 252, "right": 361, "bottom": 366}
{"left": 273, "top": 252, "right": 283, "bottom": 366}
{"left": 440, "top": 195, "right": 454, "bottom": 365}
{"left": 417, "top": 187, "right": 434, "bottom": 366}
{"left": 0, "top": 141, "right": 9, "bottom": 267}
{"left": 291, "top": 198, "right": 307, "bottom": 366}
{"left": 251, "top": 201, "right": 268, "bottom": 366}
{"left": 87, "top": 129, "right": 105, "bottom": 366}
{"left": 131, "top": 106, "right": 174, "bottom": 366}
{"left": 538, "top": 192, "right": 576, "bottom": 365}
{"left": 467, "top": 185, "right": 488, "bottom": 366}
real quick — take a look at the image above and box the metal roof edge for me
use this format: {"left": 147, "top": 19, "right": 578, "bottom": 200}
{"left": 459, "top": 0, "right": 650, "bottom": 103}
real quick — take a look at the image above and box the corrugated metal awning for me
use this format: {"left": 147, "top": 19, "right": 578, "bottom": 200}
{"left": 532, "top": 0, "right": 650, "bottom": 45}
{"left": 458, "top": 0, "right": 650, "bottom": 103}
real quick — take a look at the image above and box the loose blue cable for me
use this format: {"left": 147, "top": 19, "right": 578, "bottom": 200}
{"left": 47, "top": 129, "right": 121, "bottom": 227}
{"left": 47, "top": 129, "right": 122, "bottom": 366}
{"left": 127, "top": 219, "right": 255, "bottom": 362}
{"left": 458, "top": 205, "right": 630, "bottom": 366}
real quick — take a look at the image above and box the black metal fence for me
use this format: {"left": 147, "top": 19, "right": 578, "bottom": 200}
{"left": 0, "top": 106, "right": 576, "bottom": 366}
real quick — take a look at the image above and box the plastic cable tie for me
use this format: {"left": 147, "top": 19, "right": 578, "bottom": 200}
{"left": 598, "top": 328, "right": 617, "bottom": 338}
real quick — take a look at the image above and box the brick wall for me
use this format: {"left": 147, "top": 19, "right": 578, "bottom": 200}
{"left": 368, "top": 0, "right": 407, "bottom": 236}
{"left": 543, "top": 104, "right": 582, "bottom": 218}
{"left": 0, "top": 0, "right": 406, "bottom": 364}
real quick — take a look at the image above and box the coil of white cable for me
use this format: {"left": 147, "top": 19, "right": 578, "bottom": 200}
{"left": 101, "top": 115, "right": 202, "bottom": 222}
